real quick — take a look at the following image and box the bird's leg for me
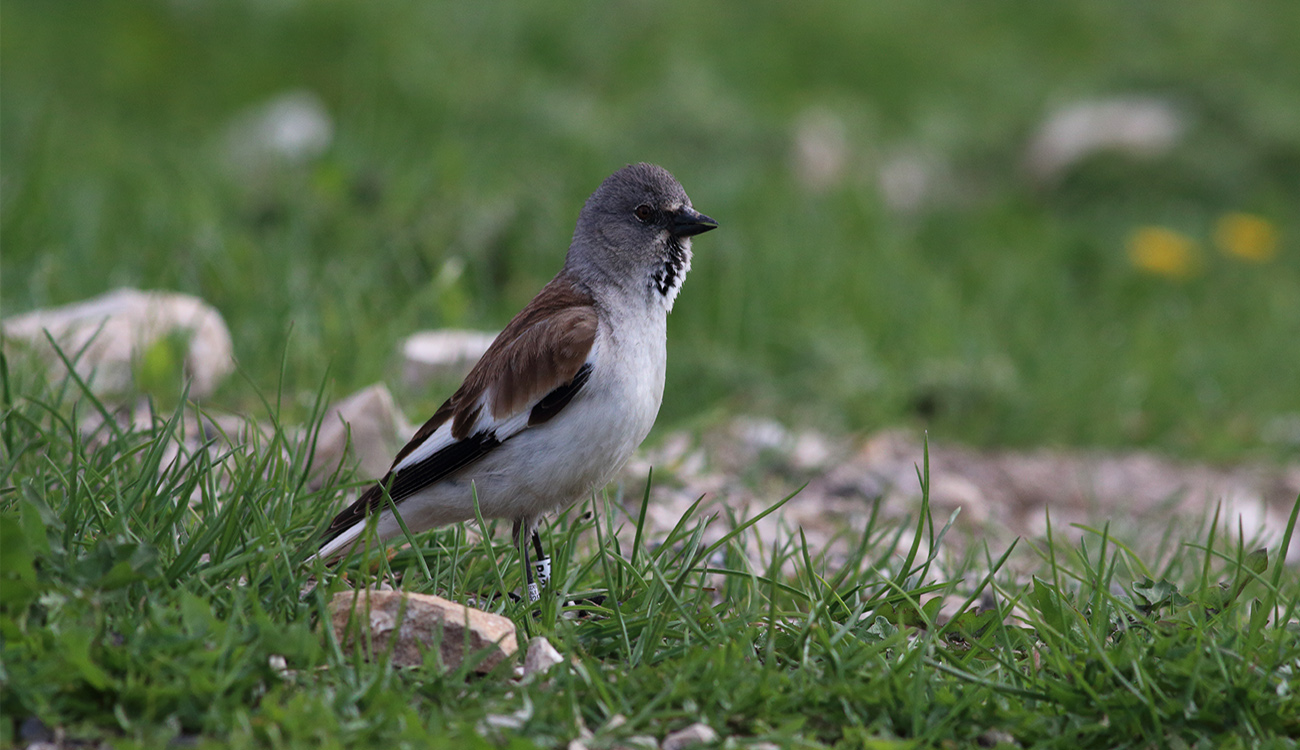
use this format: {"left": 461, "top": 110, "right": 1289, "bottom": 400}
{"left": 531, "top": 529, "right": 551, "bottom": 590}
{"left": 514, "top": 518, "right": 541, "bottom": 603}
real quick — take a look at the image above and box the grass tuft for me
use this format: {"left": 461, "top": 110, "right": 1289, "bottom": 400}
{"left": 2, "top": 366, "right": 1298, "bottom": 747}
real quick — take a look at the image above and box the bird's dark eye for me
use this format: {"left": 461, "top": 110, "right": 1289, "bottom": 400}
{"left": 633, "top": 204, "right": 655, "bottom": 223}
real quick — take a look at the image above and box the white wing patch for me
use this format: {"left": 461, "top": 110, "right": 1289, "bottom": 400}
{"left": 391, "top": 392, "right": 534, "bottom": 474}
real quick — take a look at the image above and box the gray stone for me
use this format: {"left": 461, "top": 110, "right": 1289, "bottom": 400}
{"left": 3, "top": 288, "right": 234, "bottom": 398}
{"left": 619, "top": 421, "right": 1300, "bottom": 577}
{"left": 523, "top": 635, "right": 564, "bottom": 677}
{"left": 328, "top": 589, "right": 517, "bottom": 673}
{"left": 311, "top": 383, "right": 412, "bottom": 483}
{"left": 791, "top": 108, "right": 849, "bottom": 191}
{"left": 224, "top": 89, "right": 333, "bottom": 169}
{"left": 1025, "top": 97, "right": 1185, "bottom": 183}
{"left": 662, "top": 722, "right": 718, "bottom": 750}
{"left": 877, "top": 149, "right": 952, "bottom": 214}
{"left": 401, "top": 330, "right": 497, "bottom": 390}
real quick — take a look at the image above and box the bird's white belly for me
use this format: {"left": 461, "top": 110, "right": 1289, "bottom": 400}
{"left": 381, "top": 316, "right": 666, "bottom": 534}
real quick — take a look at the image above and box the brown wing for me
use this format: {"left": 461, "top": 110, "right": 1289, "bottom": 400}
{"left": 318, "top": 276, "right": 599, "bottom": 548}
{"left": 459, "top": 283, "right": 599, "bottom": 422}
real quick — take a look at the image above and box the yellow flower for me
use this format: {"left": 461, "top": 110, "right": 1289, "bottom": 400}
{"left": 1127, "top": 226, "right": 1199, "bottom": 279}
{"left": 1214, "top": 212, "right": 1279, "bottom": 262}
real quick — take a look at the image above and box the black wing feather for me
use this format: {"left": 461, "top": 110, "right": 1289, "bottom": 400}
{"left": 529, "top": 362, "right": 592, "bottom": 425}
{"left": 385, "top": 430, "right": 501, "bottom": 504}
{"left": 319, "top": 363, "right": 593, "bottom": 549}
{"left": 317, "top": 432, "right": 498, "bottom": 547}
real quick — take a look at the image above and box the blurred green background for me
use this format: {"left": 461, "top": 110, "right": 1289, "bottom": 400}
{"left": 3, "top": 0, "right": 1298, "bottom": 459}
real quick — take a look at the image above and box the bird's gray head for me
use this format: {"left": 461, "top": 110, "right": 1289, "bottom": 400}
{"left": 566, "top": 163, "right": 717, "bottom": 311}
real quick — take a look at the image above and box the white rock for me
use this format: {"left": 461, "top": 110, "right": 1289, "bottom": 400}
{"left": 481, "top": 707, "right": 530, "bottom": 731}
{"left": 2, "top": 288, "right": 234, "bottom": 398}
{"left": 977, "top": 728, "right": 1017, "bottom": 747}
{"left": 732, "top": 416, "right": 791, "bottom": 453}
{"left": 267, "top": 654, "right": 294, "bottom": 681}
{"left": 928, "top": 474, "right": 990, "bottom": 526}
{"left": 225, "top": 90, "right": 333, "bottom": 168}
{"left": 1262, "top": 413, "right": 1300, "bottom": 449}
{"left": 1025, "top": 97, "right": 1185, "bottom": 183}
{"left": 792, "top": 108, "right": 849, "bottom": 190}
{"left": 523, "top": 635, "right": 564, "bottom": 677}
{"left": 328, "top": 589, "right": 517, "bottom": 673}
{"left": 311, "top": 383, "right": 412, "bottom": 483}
{"left": 790, "top": 430, "right": 836, "bottom": 471}
{"left": 401, "top": 330, "right": 497, "bottom": 390}
{"left": 662, "top": 722, "right": 718, "bottom": 750}
{"left": 877, "top": 149, "right": 949, "bottom": 214}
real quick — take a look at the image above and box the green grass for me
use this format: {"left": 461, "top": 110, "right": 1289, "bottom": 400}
{"left": 3, "top": 360, "right": 1298, "bottom": 748}
{"left": 3, "top": 0, "right": 1300, "bottom": 459}
{"left": 3, "top": 4, "right": 1299, "bottom": 746}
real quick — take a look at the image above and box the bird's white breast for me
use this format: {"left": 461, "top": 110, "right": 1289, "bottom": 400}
{"left": 389, "top": 301, "right": 668, "bottom": 529}
{"left": 500, "top": 303, "right": 667, "bottom": 515}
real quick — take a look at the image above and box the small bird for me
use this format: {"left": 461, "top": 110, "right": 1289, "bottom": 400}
{"left": 316, "top": 163, "right": 716, "bottom": 596}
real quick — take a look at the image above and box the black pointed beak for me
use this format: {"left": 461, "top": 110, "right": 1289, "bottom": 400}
{"left": 669, "top": 208, "right": 718, "bottom": 237}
